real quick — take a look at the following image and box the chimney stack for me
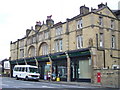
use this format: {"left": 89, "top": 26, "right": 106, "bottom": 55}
{"left": 98, "top": 3, "right": 106, "bottom": 9}
{"left": 35, "top": 21, "right": 41, "bottom": 30}
{"left": 80, "top": 5, "right": 89, "bottom": 15}
{"left": 46, "top": 15, "right": 54, "bottom": 27}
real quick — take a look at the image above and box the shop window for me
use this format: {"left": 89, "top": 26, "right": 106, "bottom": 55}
{"left": 78, "top": 60, "right": 91, "bottom": 78}
{"left": 44, "top": 65, "right": 51, "bottom": 77}
{"left": 58, "top": 66, "right": 67, "bottom": 78}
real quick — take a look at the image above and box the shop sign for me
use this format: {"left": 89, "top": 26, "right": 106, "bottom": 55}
{"left": 46, "top": 62, "right": 51, "bottom": 65}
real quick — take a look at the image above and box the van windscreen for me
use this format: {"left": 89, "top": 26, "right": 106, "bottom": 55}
{"left": 29, "top": 67, "right": 38, "bottom": 73}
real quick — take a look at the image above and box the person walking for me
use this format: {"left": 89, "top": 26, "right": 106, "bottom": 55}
{"left": 48, "top": 71, "right": 51, "bottom": 81}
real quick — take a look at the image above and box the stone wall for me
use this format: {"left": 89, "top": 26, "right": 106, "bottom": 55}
{"left": 93, "top": 69, "right": 120, "bottom": 88}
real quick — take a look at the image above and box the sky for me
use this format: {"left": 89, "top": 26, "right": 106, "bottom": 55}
{"left": 0, "top": 0, "right": 120, "bottom": 60}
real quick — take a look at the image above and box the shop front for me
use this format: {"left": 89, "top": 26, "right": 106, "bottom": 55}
{"left": 10, "top": 48, "right": 91, "bottom": 82}
{"left": 69, "top": 48, "right": 91, "bottom": 82}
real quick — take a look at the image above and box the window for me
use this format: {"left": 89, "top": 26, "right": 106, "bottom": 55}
{"left": 41, "top": 43, "right": 48, "bottom": 55}
{"left": 21, "top": 67, "right": 25, "bottom": 72}
{"left": 77, "top": 35, "right": 83, "bottom": 49}
{"left": 111, "top": 35, "right": 116, "bottom": 49}
{"left": 55, "top": 26, "right": 62, "bottom": 36}
{"left": 28, "top": 46, "right": 35, "bottom": 57}
{"left": 55, "top": 39, "right": 63, "bottom": 52}
{"left": 58, "top": 66, "right": 67, "bottom": 78}
{"left": 20, "top": 49, "right": 24, "bottom": 58}
{"left": 111, "top": 20, "right": 115, "bottom": 29}
{"left": 32, "top": 36, "right": 36, "bottom": 43}
{"left": 19, "top": 67, "right": 22, "bottom": 71}
{"left": 99, "top": 17, "right": 103, "bottom": 26}
{"left": 39, "top": 32, "right": 44, "bottom": 41}
{"left": 77, "top": 19, "right": 83, "bottom": 29}
{"left": 29, "top": 67, "right": 38, "bottom": 73}
{"left": 27, "top": 37, "right": 31, "bottom": 45}
{"left": 100, "top": 33, "right": 104, "bottom": 47}
{"left": 26, "top": 67, "right": 28, "bottom": 72}
{"left": 20, "top": 40, "right": 24, "bottom": 47}
{"left": 44, "top": 31, "right": 49, "bottom": 39}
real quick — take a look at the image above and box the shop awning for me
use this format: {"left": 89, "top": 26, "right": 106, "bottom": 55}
{"left": 10, "top": 48, "right": 91, "bottom": 65}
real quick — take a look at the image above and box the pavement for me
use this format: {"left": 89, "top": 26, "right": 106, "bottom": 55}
{"left": 38, "top": 79, "right": 119, "bottom": 89}
{"left": 1, "top": 76, "right": 119, "bottom": 89}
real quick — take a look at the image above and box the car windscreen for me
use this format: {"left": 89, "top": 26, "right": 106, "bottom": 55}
{"left": 29, "top": 67, "right": 38, "bottom": 73}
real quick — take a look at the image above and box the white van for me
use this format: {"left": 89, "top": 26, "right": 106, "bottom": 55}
{"left": 13, "top": 65, "right": 40, "bottom": 81}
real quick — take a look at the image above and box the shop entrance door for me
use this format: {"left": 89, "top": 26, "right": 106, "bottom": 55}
{"left": 71, "top": 61, "right": 79, "bottom": 81}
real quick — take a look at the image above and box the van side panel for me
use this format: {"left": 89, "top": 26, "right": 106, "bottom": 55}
{"left": 13, "top": 65, "right": 40, "bottom": 80}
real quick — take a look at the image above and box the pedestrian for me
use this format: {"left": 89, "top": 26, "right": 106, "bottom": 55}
{"left": 48, "top": 71, "right": 51, "bottom": 81}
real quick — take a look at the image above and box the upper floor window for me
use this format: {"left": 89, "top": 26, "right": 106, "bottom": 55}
{"left": 32, "top": 36, "right": 36, "bottom": 43}
{"left": 27, "top": 37, "right": 32, "bottom": 45}
{"left": 20, "top": 40, "right": 24, "bottom": 47}
{"left": 111, "top": 20, "right": 115, "bottom": 29}
{"left": 55, "top": 26, "right": 62, "bottom": 36}
{"left": 39, "top": 32, "right": 44, "bottom": 41}
{"left": 76, "top": 35, "right": 83, "bottom": 49}
{"left": 41, "top": 43, "right": 48, "bottom": 55}
{"left": 55, "top": 39, "right": 62, "bottom": 52}
{"left": 77, "top": 19, "right": 83, "bottom": 29}
{"left": 99, "top": 17, "right": 103, "bottom": 26}
{"left": 28, "top": 46, "right": 35, "bottom": 57}
{"left": 111, "top": 35, "right": 116, "bottom": 49}
{"left": 44, "top": 31, "right": 49, "bottom": 39}
{"left": 20, "top": 49, "right": 24, "bottom": 58}
{"left": 99, "top": 33, "right": 104, "bottom": 47}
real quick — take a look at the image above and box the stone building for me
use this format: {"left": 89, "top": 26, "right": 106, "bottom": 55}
{"left": 1, "top": 59, "right": 10, "bottom": 76}
{"left": 10, "top": 3, "right": 120, "bottom": 88}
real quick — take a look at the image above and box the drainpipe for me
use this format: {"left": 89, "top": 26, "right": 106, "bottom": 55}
{"left": 110, "top": 50, "right": 120, "bottom": 59}
{"left": 16, "top": 40, "right": 19, "bottom": 65}
{"left": 65, "top": 51, "right": 71, "bottom": 82}
{"left": 96, "top": 34, "right": 106, "bottom": 68}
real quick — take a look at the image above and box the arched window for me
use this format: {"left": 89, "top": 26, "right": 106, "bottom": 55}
{"left": 39, "top": 43, "right": 48, "bottom": 56}
{"left": 28, "top": 46, "right": 35, "bottom": 57}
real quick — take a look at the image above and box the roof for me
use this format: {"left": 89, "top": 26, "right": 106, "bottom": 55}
{"left": 14, "top": 65, "right": 38, "bottom": 68}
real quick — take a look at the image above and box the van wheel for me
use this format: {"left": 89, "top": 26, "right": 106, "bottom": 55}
{"left": 16, "top": 76, "right": 19, "bottom": 80}
{"left": 25, "top": 76, "right": 29, "bottom": 81}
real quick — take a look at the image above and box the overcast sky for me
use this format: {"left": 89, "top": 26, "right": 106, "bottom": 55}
{"left": 0, "top": 0, "right": 119, "bottom": 60}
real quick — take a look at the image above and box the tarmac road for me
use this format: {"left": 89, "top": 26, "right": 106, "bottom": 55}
{"left": 1, "top": 77, "right": 119, "bottom": 90}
